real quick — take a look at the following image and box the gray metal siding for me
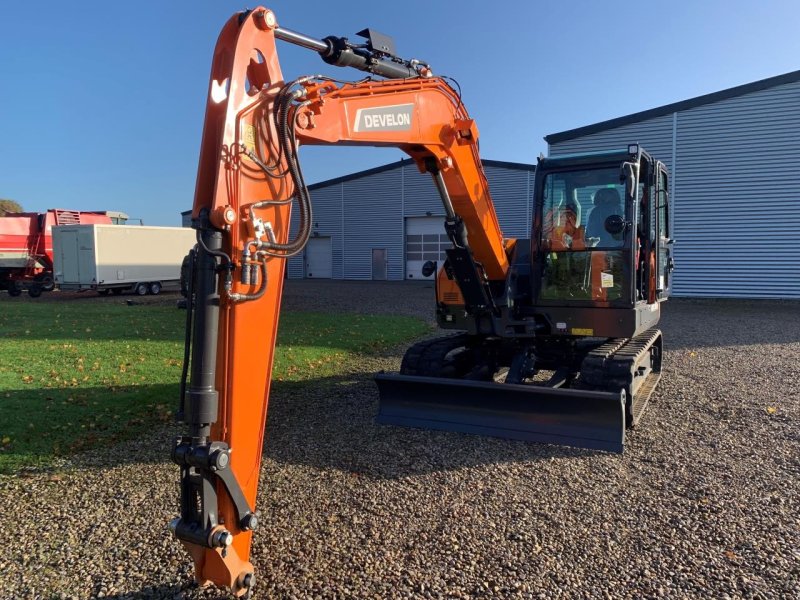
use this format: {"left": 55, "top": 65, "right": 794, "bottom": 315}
{"left": 401, "top": 163, "right": 445, "bottom": 217}
{"left": 343, "top": 167, "right": 404, "bottom": 280}
{"left": 288, "top": 161, "right": 534, "bottom": 281}
{"left": 548, "top": 113, "right": 676, "bottom": 176}
{"left": 548, "top": 81, "right": 800, "bottom": 298}
{"left": 483, "top": 165, "right": 532, "bottom": 239}
{"left": 287, "top": 184, "right": 345, "bottom": 279}
{"left": 674, "top": 79, "right": 800, "bottom": 298}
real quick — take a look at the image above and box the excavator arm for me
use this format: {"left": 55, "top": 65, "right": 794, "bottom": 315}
{"left": 172, "top": 7, "right": 509, "bottom": 596}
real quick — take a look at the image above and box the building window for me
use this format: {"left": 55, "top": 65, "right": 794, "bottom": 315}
{"left": 406, "top": 233, "right": 450, "bottom": 262}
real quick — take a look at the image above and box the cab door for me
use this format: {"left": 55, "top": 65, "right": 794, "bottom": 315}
{"left": 655, "top": 162, "right": 673, "bottom": 299}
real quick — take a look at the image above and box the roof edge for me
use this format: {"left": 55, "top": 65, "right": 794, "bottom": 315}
{"left": 308, "top": 158, "right": 534, "bottom": 190}
{"left": 545, "top": 69, "right": 800, "bottom": 144}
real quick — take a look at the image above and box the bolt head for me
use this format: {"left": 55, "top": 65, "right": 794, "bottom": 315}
{"left": 255, "top": 9, "right": 277, "bottom": 30}
{"left": 242, "top": 513, "right": 259, "bottom": 531}
{"left": 213, "top": 450, "right": 230, "bottom": 469}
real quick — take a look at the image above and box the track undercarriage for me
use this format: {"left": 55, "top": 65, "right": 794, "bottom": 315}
{"left": 375, "top": 329, "right": 663, "bottom": 453}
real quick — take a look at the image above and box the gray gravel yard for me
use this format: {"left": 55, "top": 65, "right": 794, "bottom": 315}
{"left": 1, "top": 281, "right": 797, "bottom": 599}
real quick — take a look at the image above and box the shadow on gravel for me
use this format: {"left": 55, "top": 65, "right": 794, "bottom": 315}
{"left": 103, "top": 583, "right": 229, "bottom": 600}
{"left": 264, "top": 373, "right": 601, "bottom": 480}
{"left": 4, "top": 373, "right": 594, "bottom": 477}
{"left": 659, "top": 298, "right": 800, "bottom": 350}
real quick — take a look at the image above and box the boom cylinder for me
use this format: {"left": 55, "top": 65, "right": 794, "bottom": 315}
{"left": 274, "top": 25, "right": 423, "bottom": 79}
{"left": 184, "top": 226, "right": 222, "bottom": 440}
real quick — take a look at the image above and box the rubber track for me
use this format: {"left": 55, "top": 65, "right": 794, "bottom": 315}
{"left": 579, "top": 328, "right": 663, "bottom": 427}
{"left": 399, "top": 334, "right": 471, "bottom": 377}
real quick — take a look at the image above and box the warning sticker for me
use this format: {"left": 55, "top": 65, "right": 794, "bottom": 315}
{"left": 572, "top": 327, "right": 594, "bottom": 336}
{"left": 601, "top": 272, "right": 614, "bottom": 288}
{"left": 243, "top": 124, "right": 256, "bottom": 154}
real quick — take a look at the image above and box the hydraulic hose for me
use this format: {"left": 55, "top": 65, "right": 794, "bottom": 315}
{"left": 228, "top": 258, "right": 268, "bottom": 302}
{"left": 177, "top": 248, "right": 197, "bottom": 422}
{"left": 255, "top": 86, "right": 312, "bottom": 257}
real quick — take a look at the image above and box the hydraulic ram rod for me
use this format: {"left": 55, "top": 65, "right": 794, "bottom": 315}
{"left": 274, "top": 24, "right": 428, "bottom": 79}
{"left": 274, "top": 26, "right": 329, "bottom": 52}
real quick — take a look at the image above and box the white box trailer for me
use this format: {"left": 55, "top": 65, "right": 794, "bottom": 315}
{"left": 53, "top": 224, "right": 196, "bottom": 295}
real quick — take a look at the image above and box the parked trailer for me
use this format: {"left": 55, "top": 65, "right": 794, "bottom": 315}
{"left": 53, "top": 225, "right": 196, "bottom": 295}
{"left": 0, "top": 209, "right": 122, "bottom": 297}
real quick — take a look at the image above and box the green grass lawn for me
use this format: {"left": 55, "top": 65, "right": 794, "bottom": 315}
{"left": 0, "top": 301, "right": 429, "bottom": 474}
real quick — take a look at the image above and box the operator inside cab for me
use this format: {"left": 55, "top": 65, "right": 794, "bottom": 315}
{"left": 544, "top": 200, "right": 588, "bottom": 250}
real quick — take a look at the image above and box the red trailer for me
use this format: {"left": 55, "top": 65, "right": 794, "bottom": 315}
{"left": 0, "top": 209, "right": 126, "bottom": 297}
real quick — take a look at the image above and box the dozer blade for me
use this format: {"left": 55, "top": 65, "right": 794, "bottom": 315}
{"left": 375, "top": 374, "right": 626, "bottom": 453}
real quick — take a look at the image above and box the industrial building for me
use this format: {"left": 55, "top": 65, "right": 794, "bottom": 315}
{"left": 546, "top": 70, "right": 800, "bottom": 299}
{"left": 285, "top": 159, "right": 536, "bottom": 281}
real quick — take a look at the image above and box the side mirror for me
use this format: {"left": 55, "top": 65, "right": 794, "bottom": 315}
{"left": 421, "top": 260, "right": 437, "bottom": 278}
{"left": 620, "top": 162, "right": 636, "bottom": 198}
{"left": 605, "top": 214, "right": 625, "bottom": 236}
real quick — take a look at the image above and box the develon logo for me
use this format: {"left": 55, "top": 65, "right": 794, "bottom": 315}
{"left": 353, "top": 104, "right": 414, "bottom": 132}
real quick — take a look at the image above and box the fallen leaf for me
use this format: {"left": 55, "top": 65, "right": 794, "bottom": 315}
{"left": 765, "top": 406, "right": 777, "bottom": 415}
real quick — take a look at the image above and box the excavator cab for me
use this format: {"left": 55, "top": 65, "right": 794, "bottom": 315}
{"left": 376, "top": 145, "right": 672, "bottom": 453}
{"left": 530, "top": 145, "right": 672, "bottom": 334}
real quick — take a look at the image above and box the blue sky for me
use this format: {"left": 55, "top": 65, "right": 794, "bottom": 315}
{"left": 2, "top": 0, "right": 799, "bottom": 225}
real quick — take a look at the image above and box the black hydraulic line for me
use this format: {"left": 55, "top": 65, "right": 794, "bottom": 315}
{"left": 256, "top": 89, "right": 312, "bottom": 257}
{"left": 229, "top": 259, "right": 268, "bottom": 302}
{"left": 177, "top": 248, "right": 197, "bottom": 422}
{"left": 196, "top": 228, "right": 231, "bottom": 265}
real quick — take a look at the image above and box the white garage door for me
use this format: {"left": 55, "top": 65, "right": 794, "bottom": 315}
{"left": 405, "top": 217, "right": 448, "bottom": 280}
{"left": 305, "top": 236, "right": 332, "bottom": 278}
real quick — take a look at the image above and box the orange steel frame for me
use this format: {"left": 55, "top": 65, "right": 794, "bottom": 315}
{"left": 186, "top": 7, "right": 510, "bottom": 593}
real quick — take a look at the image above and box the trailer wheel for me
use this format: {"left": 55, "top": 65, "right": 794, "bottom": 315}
{"left": 8, "top": 286, "right": 22, "bottom": 297}
{"left": 135, "top": 283, "right": 149, "bottom": 296}
{"left": 112, "top": 288, "right": 123, "bottom": 296}
{"left": 149, "top": 282, "right": 162, "bottom": 295}
{"left": 98, "top": 289, "right": 110, "bottom": 296}
{"left": 35, "top": 274, "right": 55, "bottom": 292}
{"left": 28, "top": 286, "right": 43, "bottom": 298}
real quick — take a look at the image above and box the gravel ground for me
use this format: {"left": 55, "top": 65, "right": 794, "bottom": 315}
{"left": 1, "top": 281, "right": 797, "bottom": 599}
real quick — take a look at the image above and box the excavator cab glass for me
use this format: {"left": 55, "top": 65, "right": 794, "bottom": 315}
{"left": 539, "top": 167, "right": 629, "bottom": 303}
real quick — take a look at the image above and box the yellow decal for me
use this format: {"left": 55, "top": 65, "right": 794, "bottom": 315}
{"left": 601, "top": 272, "right": 614, "bottom": 288}
{"left": 243, "top": 124, "right": 256, "bottom": 154}
{"left": 572, "top": 327, "right": 594, "bottom": 336}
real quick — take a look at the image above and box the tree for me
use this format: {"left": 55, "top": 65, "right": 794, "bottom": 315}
{"left": 0, "top": 199, "right": 23, "bottom": 216}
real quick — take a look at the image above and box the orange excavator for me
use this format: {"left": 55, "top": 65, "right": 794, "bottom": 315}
{"left": 173, "top": 7, "right": 673, "bottom": 596}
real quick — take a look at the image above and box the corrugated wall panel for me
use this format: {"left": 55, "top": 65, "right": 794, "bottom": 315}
{"left": 287, "top": 184, "right": 344, "bottom": 279}
{"left": 549, "top": 113, "right": 676, "bottom": 175}
{"left": 401, "top": 164, "right": 444, "bottom": 217}
{"left": 674, "top": 79, "right": 800, "bottom": 298}
{"left": 343, "top": 166, "right": 404, "bottom": 280}
{"left": 483, "top": 165, "right": 532, "bottom": 239}
{"left": 291, "top": 161, "right": 534, "bottom": 281}
{"left": 548, "top": 79, "right": 800, "bottom": 298}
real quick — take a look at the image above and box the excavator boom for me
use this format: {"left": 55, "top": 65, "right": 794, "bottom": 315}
{"left": 173, "top": 7, "right": 512, "bottom": 596}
